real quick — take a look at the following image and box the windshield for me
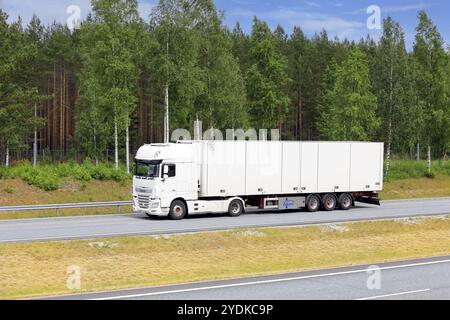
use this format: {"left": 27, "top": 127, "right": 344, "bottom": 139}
{"left": 135, "top": 160, "right": 161, "bottom": 178}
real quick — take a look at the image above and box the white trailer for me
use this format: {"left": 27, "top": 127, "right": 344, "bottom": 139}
{"left": 133, "top": 141, "right": 384, "bottom": 220}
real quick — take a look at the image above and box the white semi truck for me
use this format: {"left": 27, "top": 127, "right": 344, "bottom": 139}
{"left": 133, "top": 141, "right": 384, "bottom": 220}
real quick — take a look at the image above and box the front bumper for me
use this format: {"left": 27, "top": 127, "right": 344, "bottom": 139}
{"left": 133, "top": 197, "right": 169, "bottom": 217}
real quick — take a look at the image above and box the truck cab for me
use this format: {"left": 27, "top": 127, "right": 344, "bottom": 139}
{"left": 133, "top": 143, "right": 198, "bottom": 218}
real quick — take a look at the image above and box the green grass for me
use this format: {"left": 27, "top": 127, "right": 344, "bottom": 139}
{"left": 382, "top": 175, "right": 450, "bottom": 200}
{"left": 386, "top": 160, "right": 450, "bottom": 182}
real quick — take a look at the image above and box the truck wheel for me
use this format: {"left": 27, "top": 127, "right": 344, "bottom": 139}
{"left": 169, "top": 200, "right": 187, "bottom": 220}
{"left": 323, "top": 194, "right": 337, "bottom": 211}
{"left": 339, "top": 194, "right": 353, "bottom": 210}
{"left": 228, "top": 199, "right": 244, "bottom": 217}
{"left": 306, "top": 195, "right": 320, "bottom": 212}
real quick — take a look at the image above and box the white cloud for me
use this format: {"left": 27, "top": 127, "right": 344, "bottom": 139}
{"left": 228, "top": 7, "right": 366, "bottom": 39}
{"left": 348, "top": 3, "right": 427, "bottom": 15}
{"left": 304, "top": 1, "right": 320, "bottom": 8}
{"left": 383, "top": 3, "right": 427, "bottom": 13}
{"left": 3, "top": 0, "right": 91, "bottom": 25}
{"left": 2, "top": 0, "right": 155, "bottom": 25}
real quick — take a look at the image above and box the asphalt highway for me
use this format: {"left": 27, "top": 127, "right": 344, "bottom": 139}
{"left": 48, "top": 256, "right": 450, "bottom": 300}
{"left": 0, "top": 197, "right": 449, "bottom": 243}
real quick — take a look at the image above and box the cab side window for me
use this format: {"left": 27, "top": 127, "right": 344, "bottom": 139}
{"left": 167, "top": 164, "right": 176, "bottom": 178}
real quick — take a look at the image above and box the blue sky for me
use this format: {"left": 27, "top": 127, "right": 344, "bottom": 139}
{"left": 1, "top": 0, "right": 449, "bottom": 50}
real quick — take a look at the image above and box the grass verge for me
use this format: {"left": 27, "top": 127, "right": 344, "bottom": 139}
{"left": 1, "top": 216, "right": 450, "bottom": 299}
{"left": 0, "top": 179, "right": 132, "bottom": 220}
{"left": 381, "top": 175, "right": 450, "bottom": 200}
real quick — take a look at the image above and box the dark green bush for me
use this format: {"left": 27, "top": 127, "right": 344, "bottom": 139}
{"left": 386, "top": 160, "right": 449, "bottom": 181}
{"left": 0, "top": 162, "right": 130, "bottom": 191}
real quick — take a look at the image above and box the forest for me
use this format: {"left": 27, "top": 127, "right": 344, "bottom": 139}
{"left": 0, "top": 0, "right": 449, "bottom": 174}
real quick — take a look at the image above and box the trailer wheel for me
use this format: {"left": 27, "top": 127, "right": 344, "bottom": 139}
{"left": 323, "top": 194, "right": 337, "bottom": 211}
{"left": 228, "top": 199, "right": 244, "bottom": 217}
{"left": 339, "top": 194, "right": 353, "bottom": 210}
{"left": 169, "top": 200, "right": 187, "bottom": 220}
{"left": 306, "top": 195, "right": 320, "bottom": 212}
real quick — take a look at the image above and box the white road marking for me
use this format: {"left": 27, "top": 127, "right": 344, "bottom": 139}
{"left": 356, "top": 289, "right": 431, "bottom": 300}
{"left": 91, "top": 259, "right": 450, "bottom": 300}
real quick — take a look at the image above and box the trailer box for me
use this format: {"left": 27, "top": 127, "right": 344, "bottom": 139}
{"left": 201, "top": 141, "right": 384, "bottom": 197}
{"left": 134, "top": 141, "right": 384, "bottom": 219}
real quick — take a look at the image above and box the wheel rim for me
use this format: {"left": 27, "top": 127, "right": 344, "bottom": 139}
{"left": 310, "top": 198, "right": 319, "bottom": 210}
{"left": 173, "top": 205, "right": 184, "bottom": 217}
{"left": 325, "top": 197, "right": 335, "bottom": 209}
{"left": 342, "top": 196, "right": 351, "bottom": 208}
{"left": 231, "top": 202, "right": 241, "bottom": 214}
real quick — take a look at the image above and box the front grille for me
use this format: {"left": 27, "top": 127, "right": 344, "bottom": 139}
{"left": 138, "top": 195, "right": 151, "bottom": 209}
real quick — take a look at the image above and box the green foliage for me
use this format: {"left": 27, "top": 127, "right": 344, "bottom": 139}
{"left": 1, "top": 4, "right": 450, "bottom": 169}
{"left": 386, "top": 160, "right": 450, "bottom": 181}
{"left": 0, "top": 162, "right": 130, "bottom": 190}
{"left": 246, "top": 18, "right": 291, "bottom": 130}
{"left": 317, "top": 47, "right": 380, "bottom": 141}
{"left": 148, "top": 0, "right": 248, "bottom": 131}
{"left": 413, "top": 11, "right": 449, "bottom": 158}
{"left": 373, "top": 17, "right": 418, "bottom": 155}
{"left": 0, "top": 12, "right": 45, "bottom": 154}
{"left": 76, "top": 0, "right": 142, "bottom": 163}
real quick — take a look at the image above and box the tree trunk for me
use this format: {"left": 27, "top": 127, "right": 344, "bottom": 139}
{"left": 93, "top": 127, "right": 98, "bottom": 166}
{"left": 417, "top": 143, "right": 420, "bottom": 161}
{"left": 34, "top": 103, "right": 38, "bottom": 168}
{"left": 164, "top": 84, "right": 169, "bottom": 144}
{"left": 5, "top": 142, "right": 9, "bottom": 167}
{"left": 126, "top": 124, "right": 130, "bottom": 174}
{"left": 385, "top": 123, "right": 392, "bottom": 177}
{"left": 114, "top": 116, "right": 119, "bottom": 171}
{"left": 385, "top": 64, "right": 394, "bottom": 177}
{"left": 427, "top": 145, "right": 432, "bottom": 174}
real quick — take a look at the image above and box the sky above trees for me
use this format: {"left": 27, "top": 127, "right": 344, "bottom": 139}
{"left": 2, "top": 0, "right": 449, "bottom": 50}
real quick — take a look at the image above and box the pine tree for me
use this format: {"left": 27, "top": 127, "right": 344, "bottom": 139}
{"left": 286, "top": 26, "right": 313, "bottom": 140}
{"left": 246, "top": 18, "right": 290, "bottom": 131}
{"left": 0, "top": 12, "right": 43, "bottom": 166}
{"left": 231, "top": 22, "right": 251, "bottom": 75}
{"left": 196, "top": 9, "right": 247, "bottom": 131}
{"left": 307, "top": 31, "right": 334, "bottom": 139}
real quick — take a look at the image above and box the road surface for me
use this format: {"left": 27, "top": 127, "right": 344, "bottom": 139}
{"left": 48, "top": 256, "right": 450, "bottom": 300}
{"left": 0, "top": 197, "right": 449, "bottom": 243}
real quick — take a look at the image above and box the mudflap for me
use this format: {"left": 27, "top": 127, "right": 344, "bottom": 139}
{"left": 356, "top": 196, "right": 381, "bottom": 206}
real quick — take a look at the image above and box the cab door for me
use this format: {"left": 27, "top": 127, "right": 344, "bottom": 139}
{"left": 161, "top": 163, "right": 178, "bottom": 206}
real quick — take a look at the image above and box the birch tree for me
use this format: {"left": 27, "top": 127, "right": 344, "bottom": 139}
{"left": 374, "top": 17, "right": 415, "bottom": 175}
{"left": 413, "top": 11, "right": 449, "bottom": 161}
